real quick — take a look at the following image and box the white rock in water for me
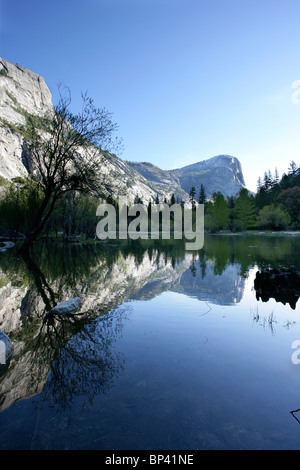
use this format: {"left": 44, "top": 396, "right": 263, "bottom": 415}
{"left": 0, "top": 330, "right": 13, "bottom": 365}
{"left": 50, "top": 297, "right": 82, "bottom": 315}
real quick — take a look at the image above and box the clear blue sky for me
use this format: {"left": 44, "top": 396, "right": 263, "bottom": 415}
{"left": 1, "top": 0, "right": 300, "bottom": 192}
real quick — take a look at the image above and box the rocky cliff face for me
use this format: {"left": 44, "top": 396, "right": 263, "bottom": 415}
{"left": 0, "top": 58, "right": 52, "bottom": 179}
{"left": 129, "top": 156, "right": 246, "bottom": 199}
{"left": 0, "top": 58, "right": 163, "bottom": 203}
{"left": 0, "top": 57, "right": 246, "bottom": 200}
{"left": 170, "top": 155, "right": 246, "bottom": 198}
{"left": 126, "top": 161, "right": 188, "bottom": 201}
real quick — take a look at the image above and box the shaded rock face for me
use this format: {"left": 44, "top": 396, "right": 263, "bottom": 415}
{"left": 254, "top": 266, "right": 300, "bottom": 310}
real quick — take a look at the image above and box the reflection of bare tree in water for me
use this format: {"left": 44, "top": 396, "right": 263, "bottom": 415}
{"left": 0, "top": 244, "right": 128, "bottom": 412}
{"left": 1, "top": 292, "right": 129, "bottom": 412}
{"left": 41, "top": 308, "right": 127, "bottom": 409}
{"left": 18, "top": 243, "right": 59, "bottom": 313}
{"left": 1, "top": 297, "right": 128, "bottom": 411}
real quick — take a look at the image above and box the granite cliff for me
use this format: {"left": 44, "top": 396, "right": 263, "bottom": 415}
{"left": 0, "top": 57, "right": 246, "bottom": 201}
{"left": 170, "top": 155, "right": 246, "bottom": 198}
{"left": 128, "top": 155, "right": 246, "bottom": 199}
{"left": 0, "top": 58, "right": 167, "bottom": 203}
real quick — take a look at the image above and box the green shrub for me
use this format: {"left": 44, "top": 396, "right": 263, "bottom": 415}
{"left": 0, "top": 176, "right": 10, "bottom": 187}
{"left": 257, "top": 204, "right": 291, "bottom": 230}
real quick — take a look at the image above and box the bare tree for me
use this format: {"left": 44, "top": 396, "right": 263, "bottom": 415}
{"left": 24, "top": 88, "right": 122, "bottom": 238}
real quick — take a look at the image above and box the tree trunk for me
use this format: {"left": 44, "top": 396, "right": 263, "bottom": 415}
{"left": 29, "top": 191, "right": 57, "bottom": 239}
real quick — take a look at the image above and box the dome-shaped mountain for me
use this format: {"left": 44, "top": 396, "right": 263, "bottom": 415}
{"left": 169, "top": 155, "right": 246, "bottom": 198}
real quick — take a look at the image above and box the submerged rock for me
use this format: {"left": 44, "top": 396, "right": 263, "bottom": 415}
{"left": 49, "top": 297, "right": 82, "bottom": 316}
{"left": 254, "top": 266, "right": 300, "bottom": 310}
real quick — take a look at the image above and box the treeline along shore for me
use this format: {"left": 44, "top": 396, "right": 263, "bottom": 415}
{"left": 0, "top": 161, "right": 300, "bottom": 241}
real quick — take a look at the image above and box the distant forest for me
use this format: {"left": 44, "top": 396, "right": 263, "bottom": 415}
{"left": 197, "top": 161, "right": 300, "bottom": 233}
{"left": 0, "top": 161, "right": 299, "bottom": 239}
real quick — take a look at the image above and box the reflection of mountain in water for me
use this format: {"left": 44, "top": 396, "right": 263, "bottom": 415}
{"left": 113, "top": 252, "right": 245, "bottom": 306}
{"left": 0, "top": 237, "right": 270, "bottom": 413}
{"left": 131, "top": 258, "right": 245, "bottom": 305}
{"left": 177, "top": 261, "right": 245, "bottom": 305}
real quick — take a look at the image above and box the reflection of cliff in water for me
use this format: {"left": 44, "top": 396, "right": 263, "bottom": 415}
{"left": 2, "top": 235, "right": 297, "bottom": 413}
{"left": 130, "top": 256, "right": 245, "bottom": 305}
{"left": 177, "top": 260, "right": 245, "bottom": 305}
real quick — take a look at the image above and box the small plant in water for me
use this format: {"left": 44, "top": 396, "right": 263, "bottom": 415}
{"left": 284, "top": 320, "right": 296, "bottom": 329}
{"left": 267, "top": 311, "right": 276, "bottom": 333}
{"left": 250, "top": 307, "right": 277, "bottom": 334}
{"left": 251, "top": 306, "right": 260, "bottom": 323}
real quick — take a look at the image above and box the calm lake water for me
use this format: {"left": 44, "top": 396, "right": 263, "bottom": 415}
{"left": 1, "top": 234, "right": 300, "bottom": 450}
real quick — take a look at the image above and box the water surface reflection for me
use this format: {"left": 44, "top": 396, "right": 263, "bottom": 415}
{"left": 0, "top": 235, "right": 300, "bottom": 449}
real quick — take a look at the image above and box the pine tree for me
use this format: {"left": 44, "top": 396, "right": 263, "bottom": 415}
{"left": 268, "top": 170, "right": 274, "bottom": 188}
{"left": 198, "top": 184, "right": 206, "bottom": 205}
{"left": 263, "top": 171, "right": 272, "bottom": 190}
{"left": 257, "top": 176, "right": 262, "bottom": 192}
{"left": 205, "top": 192, "right": 230, "bottom": 232}
{"left": 288, "top": 161, "right": 298, "bottom": 176}
{"left": 189, "top": 186, "right": 196, "bottom": 207}
{"left": 234, "top": 188, "right": 256, "bottom": 229}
